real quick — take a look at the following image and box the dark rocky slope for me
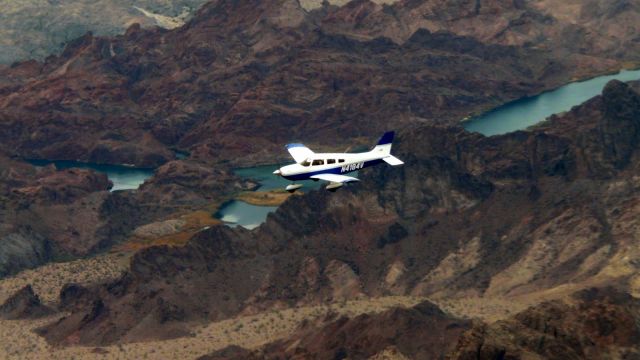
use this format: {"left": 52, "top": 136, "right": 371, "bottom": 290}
{"left": 199, "top": 286, "right": 640, "bottom": 360}
{"left": 450, "top": 287, "right": 640, "bottom": 360}
{"left": 0, "top": 155, "right": 252, "bottom": 277}
{"left": 0, "top": 0, "right": 209, "bottom": 64}
{"left": 0, "top": 285, "right": 54, "bottom": 320}
{"left": 35, "top": 80, "right": 640, "bottom": 345}
{"left": 0, "top": 155, "right": 114, "bottom": 276}
{"left": 201, "top": 300, "right": 470, "bottom": 360}
{"left": 324, "top": 0, "right": 640, "bottom": 66}
{"left": 3, "top": 0, "right": 640, "bottom": 167}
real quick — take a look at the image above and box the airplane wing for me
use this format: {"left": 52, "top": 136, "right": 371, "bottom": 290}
{"left": 286, "top": 143, "right": 314, "bottom": 163}
{"left": 310, "top": 173, "right": 360, "bottom": 183}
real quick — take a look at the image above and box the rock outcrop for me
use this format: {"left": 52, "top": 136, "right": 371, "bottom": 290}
{"left": 0, "top": 285, "right": 54, "bottom": 320}
{"left": 201, "top": 300, "right": 470, "bottom": 360}
{"left": 0, "top": 154, "right": 250, "bottom": 277}
{"left": 450, "top": 287, "right": 640, "bottom": 360}
{"left": 133, "top": 159, "right": 257, "bottom": 219}
{"left": 0, "top": 0, "right": 209, "bottom": 64}
{"left": 0, "top": 155, "right": 116, "bottom": 276}
{"left": 198, "top": 287, "right": 640, "bottom": 360}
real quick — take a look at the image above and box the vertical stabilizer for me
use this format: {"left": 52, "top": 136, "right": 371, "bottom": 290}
{"left": 371, "top": 131, "right": 394, "bottom": 155}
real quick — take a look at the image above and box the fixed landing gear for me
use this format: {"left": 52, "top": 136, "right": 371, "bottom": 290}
{"left": 325, "top": 182, "right": 343, "bottom": 192}
{"left": 285, "top": 182, "right": 345, "bottom": 192}
{"left": 286, "top": 183, "right": 303, "bottom": 193}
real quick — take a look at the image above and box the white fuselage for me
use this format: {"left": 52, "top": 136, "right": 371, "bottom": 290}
{"left": 278, "top": 146, "right": 390, "bottom": 181}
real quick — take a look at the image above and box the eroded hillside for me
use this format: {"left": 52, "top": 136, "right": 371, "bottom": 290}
{"left": 0, "top": 0, "right": 209, "bottom": 64}
{"left": 2, "top": 1, "right": 640, "bottom": 359}
{"left": 27, "top": 80, "right": 640, "bottom": 348}
{"left": 2, "top": 0, "right": 640, "bottom": 167}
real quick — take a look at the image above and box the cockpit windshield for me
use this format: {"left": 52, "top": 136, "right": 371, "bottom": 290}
{"left": 300, "top": 159, "right": 311, "bottom": 166}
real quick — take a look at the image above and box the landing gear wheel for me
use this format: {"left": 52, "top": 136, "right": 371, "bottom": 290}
{"left": 285, "top": 184, "right": 303, "bottom": 193}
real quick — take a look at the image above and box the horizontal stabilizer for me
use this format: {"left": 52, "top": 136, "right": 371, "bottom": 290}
{"left": 383, "top": 155, "right": 404, "bottom": 166}
{"left": 310, "top": 173, "right": 360, "bottom": 183}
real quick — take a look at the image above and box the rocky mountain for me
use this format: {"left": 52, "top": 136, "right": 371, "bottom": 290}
{"left": 324, "top": 0, "right": 640, "bottom": 65}
{"left": 33, "top": 79, "right": 640, "bottom": 346}
{"left": 197, "top": 286, "right": 640, "bottom": 359}
{"left": 451, "top": 287, "right": 640, "bottom": 359}
{"left": 3, "top": 0, "right": 640, "bottom": 167}
{"left": 0, "top": 285, "right": 54, "bottom": 320}
{"left": 3, "top": 0, "right": 640, "bottom": 358}
{"left": 201, "top": 300, "right": 470, "bottom": 359}
{"left": 0, "top": 154, "right": 113, "bottom": 277}
{"left": 0, "top": 0, "right": 403, "bottom": 65}
{"left": 0, "top": 0, "right": 209, "bottom": 64}
{"left": 0, "top": 154, "right": 252, "bottom": 277}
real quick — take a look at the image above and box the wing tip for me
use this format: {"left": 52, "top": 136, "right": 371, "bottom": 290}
{"left": 286, "top": 143, "right": 306, "bottom": 149}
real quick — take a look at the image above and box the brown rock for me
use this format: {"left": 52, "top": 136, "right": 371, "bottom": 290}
{"left": 0, "top": 285, "right": 54, "bottom": 319}
{"left": 449, "top": 287, "right": 640, "bottom": 360}
{"left": 36, "top": 80, "right": 640, "bottom": 345}
{"left": 201, "top": 300, "right": 470, "bottom": 360}
{"left": 4, "top": 0, "right": 635, "bottom": 167}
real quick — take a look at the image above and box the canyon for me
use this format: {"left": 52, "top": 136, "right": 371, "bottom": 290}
{"left": 2, "top": 0, "right": 640, "bottom": 359}
{"left": 2, "top": 0, "right": 640, "bottom": 168}
{"left": 20, "top": 79, "right": 640, "bottom": 360}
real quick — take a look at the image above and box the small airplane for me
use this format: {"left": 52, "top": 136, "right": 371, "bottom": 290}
{"left": 273, "top": 131, "right": 404, "bottom": 192}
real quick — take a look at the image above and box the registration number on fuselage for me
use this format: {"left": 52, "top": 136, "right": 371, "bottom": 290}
{"left": 341, "top": 161, "right": 364, "bottom": 173}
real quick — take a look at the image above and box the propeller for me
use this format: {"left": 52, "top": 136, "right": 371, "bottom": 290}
{"left": 273, "top": 150, "right": 290, "bottom": 178}
{"left": 273, "top": 154, "right": 286, "bottom": 176}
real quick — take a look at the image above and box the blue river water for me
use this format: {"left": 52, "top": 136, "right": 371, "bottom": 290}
{"left": 25, "top": 69, "right": 640, "bottom": 227}
{"left": 27, "top": 159, "right": 154, "bottom": 191}
{"left": 215, "top": 164, "right": 324, "bottom": 229}
{"left": 234, "top": 164, "right": 292, "bottom": 191}
{"left": 215, "top": 201, "right": 278, "bottom": 230}
{"left": 462, "top": 69, "right": 640, "bottom": 136}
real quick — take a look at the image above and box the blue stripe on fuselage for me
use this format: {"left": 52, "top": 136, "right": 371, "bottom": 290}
{"left": 282, "top": 158, "right": 384, "bottom": 181}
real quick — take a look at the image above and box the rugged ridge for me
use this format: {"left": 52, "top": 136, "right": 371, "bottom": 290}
{"left": 0, "top": 0, "right": 209, "bottom": 64}
{"left": 35, "top": 80, "right": 640, "bottom": 345}
{"left": 4, "top": 0, "right": 640, "bottom": 167}
{"left": 0, "top": 285, "right": 54, "bottom": 320}
{"left": 199, "top": 286, "right": 640, "bottom": 359}
{"left": 450, "top": 287, "right": 640, "bottom": 359}
{"left": 0, "top": 155, "right": 250, "bottom": 277}
{"left": 200, "top": 300, "right": 470, "bottom": 359}
{"left": 0, "top": 154, "right": 115, "bottom": 276}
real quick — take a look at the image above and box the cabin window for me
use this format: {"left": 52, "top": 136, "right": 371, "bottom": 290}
{"left": 301, "top": 159, "right": 311, "bottom": 166}
{"left": 327, "top": 159, "right": 336, "bottom": 164}
{"left": 312, "top": 159, "right": 324, "bottom": 166}
{"left": 338, "top": 159, "right": 345, "bottom": 163}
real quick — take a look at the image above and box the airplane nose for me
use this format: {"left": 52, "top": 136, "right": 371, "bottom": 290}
{"left": 273, "top": 169, "right": 281, "bottom": 175}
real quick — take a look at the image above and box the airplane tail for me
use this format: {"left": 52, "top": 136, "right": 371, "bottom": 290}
{"left": 372, "top": 131, "right": 394, "bottom": 155}
{"left": 372, "top": 131, "right": 404, "bottom": 166}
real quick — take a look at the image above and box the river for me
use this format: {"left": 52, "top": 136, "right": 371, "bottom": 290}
{"left": 27, "top": 159, "right": 154, "bottom": 191}
{"left": 462, "top": 69, "right": 640, "bottom": 136}
{"left": 26, "top": 69, "right": 640, "bottom": 227}
{"left": 215, "top": 164, "right": 323, "bottom": 230}
{"left": 25, "top": 160, "right": 303, "bottom": 229}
